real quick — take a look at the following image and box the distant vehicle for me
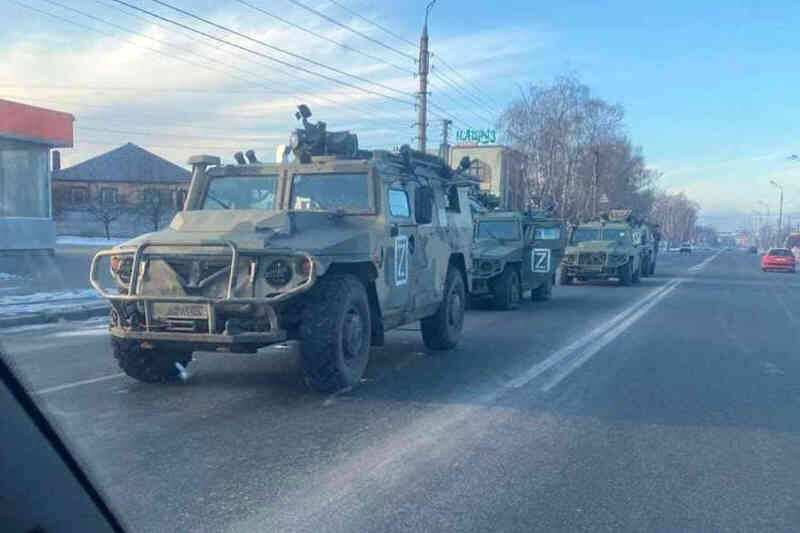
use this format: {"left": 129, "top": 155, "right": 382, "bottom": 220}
{"left": 748, "top": 245, "right": 758, "bottom": 254}
{"left": 761, "top": 248, "right": 796, "bottom": 273}
{"left": 680, "top": 243, "right": 692, "bottom": 254}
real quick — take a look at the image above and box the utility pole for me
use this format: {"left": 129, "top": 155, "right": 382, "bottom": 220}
{"left": 417, "top": 0, "right": 436, "bottom": 153}
{"left": 770, "top": 180, "right": 783, "bottom": 246}
{"left": 591, "top": 148, "right": 600, "bottom": 218}
{"left": 439, "top": 118, "right": 452, "bottom": 163}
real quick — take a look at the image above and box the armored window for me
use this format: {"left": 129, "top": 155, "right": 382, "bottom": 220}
{"left": 202, "top": 176, "right": 277, "bottom": 210}
{"left": 387, "top": 189, "right": 410, "bottom": 218}
{"left": 446, "top": 186, "right": 461, "bottom": 213}
{"left": 535, "top": 227, "right": 561, "bottom": 240}
{"left": 290, "top": 173, "right": 370, "bottom": 213}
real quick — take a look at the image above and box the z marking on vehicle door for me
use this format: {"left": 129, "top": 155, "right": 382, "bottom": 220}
{"left": 533, "top": 248, "right": 551, "bottom": 273}
{"left": 395, "top": 235, "right": 408, "bottom": 285}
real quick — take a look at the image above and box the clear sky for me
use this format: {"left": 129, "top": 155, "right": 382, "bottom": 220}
{"left": 3, "top": 0, "right": 799, "bottom": 228}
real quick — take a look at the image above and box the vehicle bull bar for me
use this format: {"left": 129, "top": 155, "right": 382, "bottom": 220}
{"left": 89, "top": 240, "right": 317, "bottom": 337}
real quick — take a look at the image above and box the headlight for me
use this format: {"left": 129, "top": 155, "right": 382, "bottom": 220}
{"left": 296, "top": 256, "right": 312, "bottom": 280}
{"left": 480, "top": 260, "right": 497, "bottom": 272}
{"left": 264, "top": 258, "right": 293, "bottom": 287}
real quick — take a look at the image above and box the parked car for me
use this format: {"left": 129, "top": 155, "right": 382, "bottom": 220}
{"left": 761, "top": 248, "right": 796, "bottom": 273}
{"left": 679, "top": 242, "right": 692, "bottom": 254}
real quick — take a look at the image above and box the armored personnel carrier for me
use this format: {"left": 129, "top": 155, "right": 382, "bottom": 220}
{"left": 470, "top": 210, "right": 565, "bottom": 309}
{"left": 90, "top": 106, "right": 476, "bottom": 392}
{"left": 560, "top": 209, "right": 651, "bottom": 286}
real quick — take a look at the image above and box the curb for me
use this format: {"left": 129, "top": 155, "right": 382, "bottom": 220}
{"left": 0, "top": 304, "right": 109, "bottom": 329}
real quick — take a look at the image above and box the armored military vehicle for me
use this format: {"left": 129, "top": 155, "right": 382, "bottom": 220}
{"left": 470, "top": 210, "right": 565, "bottom": 309}
{"left": 560, "top": 209, "right": 649, "bottom": 286}
{"left": 90, "top": 106, "right": 476, "bottom": 392}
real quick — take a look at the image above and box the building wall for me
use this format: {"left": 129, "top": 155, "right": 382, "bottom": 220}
{"left": 52, "top": 180, "right": 186, "bottom": 208}
{"left": 0, "top": 138, "right": 55, "bottom": 251}
{"left": 449, "top": 145, "right": 525, "bottom": 210}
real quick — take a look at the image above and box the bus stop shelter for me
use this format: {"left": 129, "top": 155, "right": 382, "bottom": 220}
{"left": 0, "top": 99, "right": 74, "bottom": 253}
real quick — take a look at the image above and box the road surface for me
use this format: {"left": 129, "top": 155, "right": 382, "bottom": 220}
{"left": 3, "top": 249, "right": 799, "bottom": 532}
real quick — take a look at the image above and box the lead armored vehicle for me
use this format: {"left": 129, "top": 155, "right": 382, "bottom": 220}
{"left": 470, "top": 210, "right": 566, "bottom": 309}
{"left": 90, "top": 106, "right": 476, "bottom": 392}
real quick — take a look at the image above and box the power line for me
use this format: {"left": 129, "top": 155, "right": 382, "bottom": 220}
{"left": 430, "top": 67, "right": 497, "bottom": 122}
{"left": 232, "top": 0, "right": 414, "bottom": 75}
{"left": 76, "top": 126, "right": 281, "bottom": 142}
{"left": 431, "top": 53, "right": 502, "bottom": 115}
{"left": 283, "top": 0, "right": 417, "bottom": 62}
{"left": 140, "top": 0, "right": 415, "bottom": 103}
{"left": 325, "top": 0, "right": 418, "bottom": 50}
{"left": 428, "top": 77, "right": 494, "bottom": 125}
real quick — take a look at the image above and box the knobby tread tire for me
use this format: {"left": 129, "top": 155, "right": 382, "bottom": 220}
{"left": 299, "top": 274, "right": 371, "bottom": 393}
{"left": 492, "top": 267, "right": 520, "bottom": 310}
{"left": 531, "top": 276, "right": 552, "bottom": 301}
{"left": 421, "top": 267, "right": 465, "bottom": 350}
{"left": 112, "top": 338, "right": 191, "bottom": 384}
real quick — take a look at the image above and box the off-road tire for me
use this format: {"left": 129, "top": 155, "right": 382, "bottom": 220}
{"left": 421, "top": 267, "right": 466, "bottom": 350}
{"left": 531, "top": 276, "right": 552, "bottom": 301}
{"left": 559, "top": 269, "right": 573, "bottom": 285}
{"left": 632, "top": 261, "right": 641, "bottom": 283}
{"left": 299, "top": 274, "right": 372, "bottom": 393}
{"left": 641, "top": 257, "right": 650, "bottom": 278}
{"left": 492, "top": 266, "right": 521, "bottom": 310}
{"left": 112, "top": 338, "right": 191, "bottom": 384}
{"left": 618, "top": 261, "right": 633, "bottom": 286}
{"left": 649, "top": 259, "right": 656, "bottom": 276}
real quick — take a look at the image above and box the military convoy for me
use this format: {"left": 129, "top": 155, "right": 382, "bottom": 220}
{"left": 470, "top": 210, "right": 565, "bottom": 309}
{"left": 560, "top": 209, "right": 659, "bottom": 285}
{"left": 89, "top": 108, "right": 658, "bottom": 392}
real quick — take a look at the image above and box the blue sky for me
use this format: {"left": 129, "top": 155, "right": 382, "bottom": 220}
{"left": 3, "top": 0, "right": 799, "bottom": 226}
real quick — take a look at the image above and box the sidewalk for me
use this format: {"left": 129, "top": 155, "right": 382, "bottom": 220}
{"left": 0, "top": 238, "right": 117, "bottom": 328}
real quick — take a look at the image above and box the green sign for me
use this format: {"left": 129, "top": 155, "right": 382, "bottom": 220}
{"left": 455, "top": 128, "right": 496, "bottom": 145}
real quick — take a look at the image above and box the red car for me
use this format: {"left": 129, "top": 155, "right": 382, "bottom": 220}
{"left": 761, "top": 248, "right": 796, "bottom": 272}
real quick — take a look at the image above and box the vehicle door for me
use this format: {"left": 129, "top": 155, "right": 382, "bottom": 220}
{"left": 521, "top": 223, "right": 535, "bottom": 290}
{"left": 383, "top": 182, "right": 417, "bottom": 317}
{"left": 532, "top": 223, "right": 564, "bottom": 280}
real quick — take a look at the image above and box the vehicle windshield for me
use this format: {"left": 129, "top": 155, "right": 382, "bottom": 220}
{"left": 202, "top": 176, "right": 277, "bottom": 210}
{"left": 570, "top": 227, "right": 602, "bottom": 243}
{"left": 476, "top": 220, "right": 520, "bottom": 240}
{"left": 290, "top": 172, "right": 370, "bottom": 212}
{"left": 769, "top": 249, "right": 793, "bottom": 257}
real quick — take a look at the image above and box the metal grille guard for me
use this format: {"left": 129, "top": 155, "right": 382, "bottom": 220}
{"left": 89, "top": 240, "right": 317, "bottom": 334}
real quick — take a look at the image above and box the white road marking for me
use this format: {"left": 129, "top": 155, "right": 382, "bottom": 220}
{"left": 35, "top": 373, "right": 126, "bottom": 395}
{"left": 493, "top": 249, "right": 722, "bottom": 396}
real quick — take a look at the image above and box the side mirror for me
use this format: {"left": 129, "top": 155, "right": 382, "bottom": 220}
{"left": 415, "top": 186, "right": 434, "bottom": 224}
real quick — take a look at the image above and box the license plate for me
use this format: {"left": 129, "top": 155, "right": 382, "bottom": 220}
{"left": 152, "top": 303, "right": 208, "bottom": 319}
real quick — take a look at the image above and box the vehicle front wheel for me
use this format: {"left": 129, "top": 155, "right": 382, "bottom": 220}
{"left": 492, "top": 266, "right": 521, "bottom": 310}
{"left": 632, "top": 261, "right": 641, "bottom": 283}
{"left": 112, "top": 338, "right": 192, "bottom": 384}
{"left": 531, "top": 276, "right": 552, "bottom": 301}
{"left": 421, "top": 267, "right": 465, "bottom": 350}
{"left": 299, "top": 274, "right": 372, "bottom": 393}
{"left": 649, "top": 259, "right": 656, "bottom": 276}
{"left": 641, "top": 257, "right": 650, "bottom": 278}
{"left": 618, "top": 262, "right": 633, "bottom": 286}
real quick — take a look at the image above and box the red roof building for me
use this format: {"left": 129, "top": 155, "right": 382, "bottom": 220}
{"left": 0, "top": 99, "right": 74, "bottom": 252}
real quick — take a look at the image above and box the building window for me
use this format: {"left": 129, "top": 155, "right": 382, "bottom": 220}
{"left": 101, "top": 187, "right": 119, "bottom": 204}
{"left": 469, "top": 159, "right": 492, "bottom": 187}
{"left": 70, "top": 187, "right": 88, "bottom": 205}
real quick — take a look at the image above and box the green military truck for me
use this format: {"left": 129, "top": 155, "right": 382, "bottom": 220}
{"left": 470, "top": 210, "right": 566, "bottom": 309}
{"left": 560, "top": 209, "right": 652, "bottom": 286}
{"left": 90, "top": 106, "right": 476, "bottom": 392}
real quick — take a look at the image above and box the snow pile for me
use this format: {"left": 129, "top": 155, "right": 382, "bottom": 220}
{"left": 0, "top": 272, "right": 25, "bottom": 281}
{"left": 57, "top": 236, "right": 126, "bottom": 246}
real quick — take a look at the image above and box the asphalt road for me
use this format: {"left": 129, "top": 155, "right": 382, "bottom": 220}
{"left": 3, "top": 249, "right": 800, "bottom": 532}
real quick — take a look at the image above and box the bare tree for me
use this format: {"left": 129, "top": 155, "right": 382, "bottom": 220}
{"left": 499, "top": 73, "right": 657, "bottom": 224}
{"left": 134, "top": 187, "right": 176, "bottom": 232}
{"left": 85, "top": 190, "right": 127, "bottom": 240}
{"left": 649, "top": 191, "right": 700, "bottom": 247}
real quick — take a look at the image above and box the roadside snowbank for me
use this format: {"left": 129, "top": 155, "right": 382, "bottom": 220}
{"left": 57, "top": 236, "right": 125, "bottom": 246}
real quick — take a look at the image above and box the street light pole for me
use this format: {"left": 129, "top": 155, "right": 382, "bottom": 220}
{"left": 770, "top": 180, "right": 784, "bottom": 246}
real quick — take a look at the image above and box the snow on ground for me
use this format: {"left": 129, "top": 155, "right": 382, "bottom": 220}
{"left": 0, "top": 288, "right": 112, "bottom": 317}
{"left": 57, "top": 236, "right": 126, "bottom": 246}
{"left": 0, "top": 272, "right": 25, "bottom": 281}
